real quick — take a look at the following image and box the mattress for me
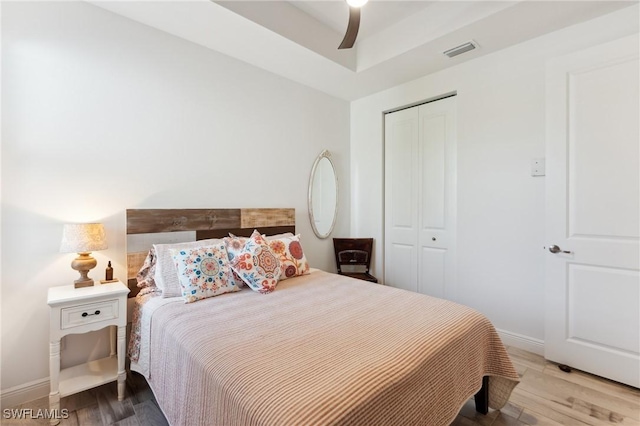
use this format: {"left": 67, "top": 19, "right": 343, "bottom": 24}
{"left": 130, "top": 269, "right": 519, "bottom": 426}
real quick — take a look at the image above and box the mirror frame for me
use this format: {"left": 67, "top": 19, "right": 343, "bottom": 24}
{"left": 308, "top": 150, "right": 339, "bottom": 239}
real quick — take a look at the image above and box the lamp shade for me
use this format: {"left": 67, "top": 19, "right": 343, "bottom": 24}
{"left": 60, "top": 223, "right": 108, "bottom": 253}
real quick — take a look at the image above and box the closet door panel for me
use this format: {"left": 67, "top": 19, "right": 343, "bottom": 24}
{"left": 390, "top": 120, "right": 415, "bottom": 228}
{"left": 418, "top": 98, "right": 456, "bottom": 299}
{"left": 388, "top": 244, "right": 418, "bottom": 292}
{"left": 420, "top": 112, "right": 446, "bottom": 230}
{"left": 419, "top": 247, "right": 446, "bottom": 298}
{"left": 384, "top": 107, "right": 419, "bottom": 290}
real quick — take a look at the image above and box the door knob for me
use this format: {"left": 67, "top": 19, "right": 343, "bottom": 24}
{"left": 549, "top": 245, "right": 571, "bottom": 254}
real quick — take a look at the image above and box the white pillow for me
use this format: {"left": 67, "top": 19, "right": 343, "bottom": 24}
{"left": 228, "top": 232, "right": 293, "bottom": 241}
{"left": 153, "top": 238, "right": 222, "bottom": 298}
{"left": 265, "top": 232, "right": 294, "bottom": 240}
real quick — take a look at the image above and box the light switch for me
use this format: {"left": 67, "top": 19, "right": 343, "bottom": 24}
{"left": 531, "top": 158, "right": 545, "bottom": 176}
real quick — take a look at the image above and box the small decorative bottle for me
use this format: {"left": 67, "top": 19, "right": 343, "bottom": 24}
{"left": 105, "top": 261, "right": 114, "bottom": 281}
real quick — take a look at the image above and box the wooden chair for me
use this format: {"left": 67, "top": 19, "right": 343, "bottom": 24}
{"left": 333, "top": 238, "right": 378, "bottom": 283}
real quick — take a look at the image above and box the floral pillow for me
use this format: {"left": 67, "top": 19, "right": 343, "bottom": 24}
{"left": 223, "top": 235, "right": 249, "bottom": 287}
{"left": 170, "top": 243, "right": 240, "bottom": 303}
{"left": 268, "top": 234, "right": 310, "bottom": 280}
{"left": 230, "top": 230, "right": 281, "bottom": 294}
{"left": 136, "top": 248, "right": 157, "bottom": 289}
{"left": 224, "top": 235, "right": 248, "bottom": 263}
{"left": 154, "top": 238, "right": 222, "bottom": 298}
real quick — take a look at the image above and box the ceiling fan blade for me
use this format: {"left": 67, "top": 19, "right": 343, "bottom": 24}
{"left": 338, "top": 7, "right": 361, "bottom": 50}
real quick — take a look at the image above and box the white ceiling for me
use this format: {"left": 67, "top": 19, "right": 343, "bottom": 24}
{"left": 290, "top": 1, "right": 434, "bottom": 39}
{"left": 89, "top": 0, "right": 637, "bottom": 101}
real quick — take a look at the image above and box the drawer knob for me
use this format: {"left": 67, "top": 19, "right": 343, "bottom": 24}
{"left": 95, "top": 310, "right": 100, "bottom": 315}
{"left": 81, "top": 310, "right": 101, "bottom": 318}
{"left": 82, "top": 312, "right": 88, "bottom": 317}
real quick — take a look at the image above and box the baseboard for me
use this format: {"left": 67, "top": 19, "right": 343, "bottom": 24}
{"left": 0, "top": 377, "right": 49, "bottom": 410}
{"left": 496, "top": 328, "right": 544, "bottom": 356}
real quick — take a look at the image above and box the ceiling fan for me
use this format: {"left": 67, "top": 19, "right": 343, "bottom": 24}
{"left": 338, "top": 0, "right": 368, "bottom": 49}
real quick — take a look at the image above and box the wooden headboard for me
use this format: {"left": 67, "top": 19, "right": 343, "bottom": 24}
{"left": 126, "top": 208, "right": 295, "bottom": 297}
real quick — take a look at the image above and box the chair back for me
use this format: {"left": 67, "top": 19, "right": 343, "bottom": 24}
{"left": 332, "top": 238, "right": 374, "bottom": 274}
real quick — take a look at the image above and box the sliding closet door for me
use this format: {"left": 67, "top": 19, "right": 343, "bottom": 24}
{"left": 384, "top": 107, "right": 419, "bottom": 292}
{"left": 385, "top": 97, "right": 456, "bottom": 299}
{"left": 417, "top": 98, "right": 456, "bottom": 299}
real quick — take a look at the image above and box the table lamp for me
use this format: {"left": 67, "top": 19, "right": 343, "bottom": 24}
{"left": 60, "top": 223, "right": 108, "bottom": 288}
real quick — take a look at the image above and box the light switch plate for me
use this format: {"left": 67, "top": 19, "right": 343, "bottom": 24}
{"left": 531, "top": 158, "right": 545, "bottom": 176}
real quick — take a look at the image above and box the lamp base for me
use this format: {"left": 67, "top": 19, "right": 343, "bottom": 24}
{"left": 74, "top": 278, "right": 94, "bottom": 288}
{"left": 71, "top": 252, "right": 97, "bottom": 288}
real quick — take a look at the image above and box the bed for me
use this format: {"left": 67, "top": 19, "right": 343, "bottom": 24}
{"left": 126, "top": 208, "right": 519, "bottom": 426}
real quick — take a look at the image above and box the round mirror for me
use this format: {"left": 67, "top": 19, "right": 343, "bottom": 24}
{"left": 308, "top": 150, "right": 338, "bottom": 239}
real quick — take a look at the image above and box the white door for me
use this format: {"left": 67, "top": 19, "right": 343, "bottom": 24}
{"left": 385, "top": 97, "right": 456, "bottom": 299}
{"left": 384, "top": 106, "right": 419, "bottom": 293}
{"left": 545, "top": 35, "right": 639, "bottom": 388}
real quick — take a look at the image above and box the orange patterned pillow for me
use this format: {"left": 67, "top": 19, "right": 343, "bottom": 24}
{"left": 230, "top": 230, "right": 281, "bottom": 293}
{"left": 268, "top": 234, "right": 310, "bottom": 280}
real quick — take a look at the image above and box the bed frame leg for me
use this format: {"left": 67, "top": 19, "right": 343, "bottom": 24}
{"left": 474, "top": 376, "right": 489, "bottom": 415}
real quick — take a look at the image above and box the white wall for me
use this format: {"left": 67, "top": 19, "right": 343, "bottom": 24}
{"left": 350, "top": 6, "right": 639, "bottom": 348}
{"left": 1, "top": 1, "right": 349, "bottom": 401}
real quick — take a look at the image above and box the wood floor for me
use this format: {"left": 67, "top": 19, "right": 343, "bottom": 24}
{"left": 5, "top": 347, "right": 640, "bottom": 425}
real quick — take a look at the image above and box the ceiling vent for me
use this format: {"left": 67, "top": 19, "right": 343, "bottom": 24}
{"left": 443, "top": 41, "right": 478, "bottom": 58}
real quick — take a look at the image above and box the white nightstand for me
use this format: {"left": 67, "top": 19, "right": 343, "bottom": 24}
{"left": 47, "top": 281, "right": 130, "bottom": 425}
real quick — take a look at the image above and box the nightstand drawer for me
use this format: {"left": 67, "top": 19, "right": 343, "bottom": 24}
{"left": 61, "top": 299, "right": 119, "bottom": 329}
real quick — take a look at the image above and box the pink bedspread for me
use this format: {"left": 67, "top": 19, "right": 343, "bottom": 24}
{"left": 130, "top": 270, "right": 519, "bottom": 425}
